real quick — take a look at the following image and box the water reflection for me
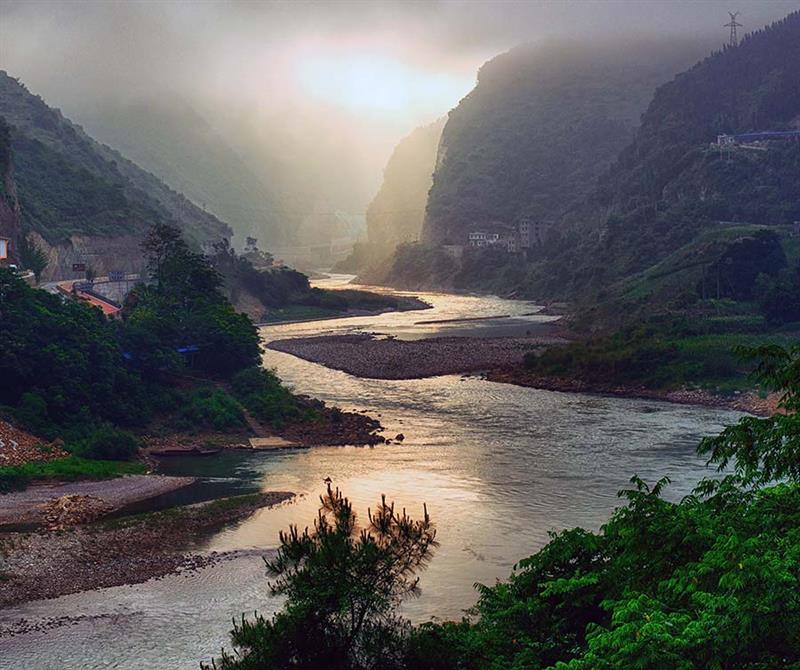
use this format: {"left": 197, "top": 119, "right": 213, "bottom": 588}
{"left": 0, "top": 281, "right": 740, "bottom": 669}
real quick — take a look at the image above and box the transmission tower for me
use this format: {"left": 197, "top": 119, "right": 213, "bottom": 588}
{"left": 725, "top": 12, "right": 742, "bottom": 47}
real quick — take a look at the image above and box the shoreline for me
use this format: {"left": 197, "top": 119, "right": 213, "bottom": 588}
{"left": 483, "top": 368, "right": 778, "bottom": 416}
{"left": 0, "top": 474, "right": 196, "bottom": 528}
{"left": 256, "top": 295, "right": 432, "bottom": 327}
{"left": 268, "top": 331, "right": 565, "bottom": 380}
{"left": 268, "top": 332, "right": 776, "bottom": 416}
{"left": 0, "top": 491, "right": 293, "bottom": 610}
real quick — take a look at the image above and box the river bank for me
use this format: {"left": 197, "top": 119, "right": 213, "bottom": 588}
{"left": 267, "top": 332, "right": 778, "bottom": 416}
{"left": 0, "top": 491, "right": 293, "bottom": 610}
{"left": 268, "top": 331, "right": 565, "bottom": 379}
{"left": 484, "top": 368, "right": 779, "bottom": 416}
{"left": 257, "top": 294, "right": 431, "bottom": 326}
{"left": 0, "top": 474, "right": 196, "bottom": 527}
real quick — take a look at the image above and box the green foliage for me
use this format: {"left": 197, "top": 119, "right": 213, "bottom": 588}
{"left": 756, "top": 261, "right": 800, "bottom": 325}
{"left": 0, "top": 71, "right": 230, "bottom": 244}
{"left": 699, "top": 344, "right": 800, "bottom": 486}
{"left": 524, "top": 316, "right": 796, "bottom": 392}
{"left": 209, "top": 238, "right": 310, "bottom": 309}
{"left": 424, "top": 40, "right": 703, "bottom": 245}
{"left": 206, "top": 486, "right": 437, "bottom": 670}
{"left": 122, "top": 224, "right": 261, "bottom": 377}
{"left": 0, "top": 456, "right": 146, "bottom": 493}
{"left": 173, "top": 387, "right": 244, "bottom": 432}
{"left": 231, "top": 367, "right": 301, "bottom": 428}
{"left": 18, "top": 233, "right": 48, "bottom": 281}
{"left": 68, "top": 424, "right": 140, "bottom": 461}
{"left": 11, "top": 133, "right": 154, "bottom": 242}
{"left": 0, "top": 268, "right": 153, "bottom": 438}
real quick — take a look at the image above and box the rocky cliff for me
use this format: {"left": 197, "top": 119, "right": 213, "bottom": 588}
{"left": 366, "top": 118, "right": 445, "bottom": 251}
{"left": 421, "top": 38, "right": 709, "bottom": 245}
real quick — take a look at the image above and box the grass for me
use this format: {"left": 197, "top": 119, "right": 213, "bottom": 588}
{"left": 260, "top": 305, "right": 340, "bottom": 323}
{"left": 525, "top": 329, "right": 799, "bottom": 395}
{"left": 94, "top": 492, "right": 267, "bottom": 531}
{"left": 0, "top": 457, "right": 147, "bottom": 493}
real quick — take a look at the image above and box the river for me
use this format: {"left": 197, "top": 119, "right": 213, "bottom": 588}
{"left": 0, "top": 277, "right": 740, "bottom": 669}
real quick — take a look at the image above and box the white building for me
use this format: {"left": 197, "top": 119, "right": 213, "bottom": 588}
{"left": 468, "top": 231, "right": 501, "bottom": 247}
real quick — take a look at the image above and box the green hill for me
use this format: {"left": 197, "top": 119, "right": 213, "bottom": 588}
{"left": 0, "top": 71, "right": 230, "bottom": 245}
{"left": 422, "top": 38, "right": 708, "bottom": 245}
{"left": 76, "top": 99, "right": 293, "bottom": 245}
{"left": 567, "top": 11, "right": 800, "bottom": 292}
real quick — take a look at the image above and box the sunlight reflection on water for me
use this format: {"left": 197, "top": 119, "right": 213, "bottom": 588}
{"left": 0, "top": 280, "right": 740, "bottom": 669}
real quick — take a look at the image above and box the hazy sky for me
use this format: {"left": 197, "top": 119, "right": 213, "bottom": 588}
{"left": 1, "top": 0, "right": 798, "bottom": 213}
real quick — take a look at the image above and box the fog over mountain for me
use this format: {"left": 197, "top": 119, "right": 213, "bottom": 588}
{"left": 1, "top": 0, "right": 796, "bottom": 245}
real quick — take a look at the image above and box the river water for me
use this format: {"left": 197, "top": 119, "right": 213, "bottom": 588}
{"left": 0, "top": 277, "right": 739, "bottom": 669}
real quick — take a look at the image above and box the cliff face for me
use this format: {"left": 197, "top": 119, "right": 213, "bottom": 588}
{"left": 0, "top": 119, "right": 22, "bottom": 263}
{"left": 366, "top": 118, "right": 445, "bottom": 251}
{"left": 422, "top": 38, "right": 709, "bottom": 245}
{"left": 0, "top": 72, "right": 231, "bottom": 247}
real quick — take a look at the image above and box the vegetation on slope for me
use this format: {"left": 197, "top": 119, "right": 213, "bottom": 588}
{"left": 77, "top": 98, "right": 292, "bottom": 245}
{"left": 0, "top": 71, "right": 230, "bottom": 244}
{"left": 531, "top": 11, "right": 800, "bottom": 303}
{"left": 0, "top": 225, "right": 311, "bottom": 472}
{"left": 209, "top": 344, "right": 800, "bottom": 670}
{"left": 422, "top": 38, "right": 707, "bottom": 245}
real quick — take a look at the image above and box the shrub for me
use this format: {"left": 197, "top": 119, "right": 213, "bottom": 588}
{"left": 231, "top": 367, "right": 301, "bottom": 427}
{"left": 173, "top": 387, "right": 244, "bottom": 432}
{"left": 70, "top": 425, "right": 140, "bottom": 461}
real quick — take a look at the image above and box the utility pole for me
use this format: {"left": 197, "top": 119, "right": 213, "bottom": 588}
{"left": 725, "top": 12, "right": 742, "bottom": 47}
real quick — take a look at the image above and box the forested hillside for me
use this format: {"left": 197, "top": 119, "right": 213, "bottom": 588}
{"left": 421, "top": 38, "right": 708, "bottom": 244}
{"left": 0, "top": 71, "right": 230, "bottom": 245}
{"left": 77, "top": 99, "right": 293, "bottom": 245}
{"left": 569, "top": 10, "right": 800, "bottom": 288}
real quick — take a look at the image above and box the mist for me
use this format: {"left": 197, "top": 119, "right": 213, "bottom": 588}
{"left": 1, "top": 0, "right": 797, "bottom": 231}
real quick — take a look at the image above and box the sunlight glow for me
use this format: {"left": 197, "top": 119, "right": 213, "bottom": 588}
{"left": 296, "top": 52, "right": 472, "bottom": 118}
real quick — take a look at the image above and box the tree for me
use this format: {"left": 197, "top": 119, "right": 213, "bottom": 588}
{"left": 122, "top": 224, "right": 260, "bottom": 377}
{"left": 19, "top": 233, "right": 48, "bottom": 282}
{"left": 207, "top": 486, "right": 437, "bottom": 670}
{"left": 698, "top": 343, "right": 800, "bottom": 485}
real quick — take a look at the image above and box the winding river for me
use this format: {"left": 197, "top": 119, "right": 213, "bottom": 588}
{"left": 0, "top": 277, "right": 740, "bottom": 669}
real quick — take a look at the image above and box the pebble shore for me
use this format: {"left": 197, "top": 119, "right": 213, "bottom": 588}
{"left": 0, "top": 491, "right": 293, "bottom": 610}
{"left": 268, "top": 332, "right": 564, "bottom": 379}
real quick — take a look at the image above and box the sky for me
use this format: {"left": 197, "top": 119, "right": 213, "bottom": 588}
{"left": 1, "top": 0, "right": 798, "bottom": 214}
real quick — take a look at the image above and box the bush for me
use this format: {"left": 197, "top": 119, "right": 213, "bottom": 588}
{"left": 173, "top": 387, "right": 244, "bottom": 432}
{"left": 231, "top": 367, "right": 301, "bottom": 427}
{"left": 70, "top": 425, "right": 140, "bottom": 461}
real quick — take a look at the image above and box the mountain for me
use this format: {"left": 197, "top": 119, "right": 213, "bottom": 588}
{"left": 421, "top": 38, "right": 709, "bottom": 245}
{"left": 74, "top": 98, "right": 292, "bottom": 246}
{"left": 366, "top": 118, "right": 445, "bottom": 251}
{"left": 0, "top": 71, "right": 230, "bottom": 250}
{"left": 0, "top": 118, "right": 23, "bottom": 263}
{"left": 571, "top": 11, "right": 800, "bottom": 289}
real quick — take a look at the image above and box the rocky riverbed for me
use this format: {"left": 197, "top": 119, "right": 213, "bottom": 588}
{"left": 0, "top": 491, "right": 293, "bottom": 609}
{"left": 268, "top": 332, "right": 565, "bottom": 379}
{"left": 0, "top": 475, "right": 196, "bottom": 527}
